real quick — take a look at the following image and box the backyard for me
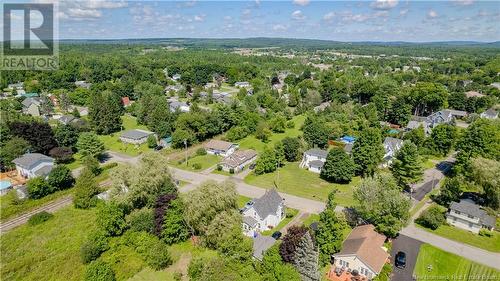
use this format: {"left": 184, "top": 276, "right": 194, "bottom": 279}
{"left": 414, "top": 244, "right": 499, "bottom": 280}
{"left": 170, "top": 154, "right": 221, "bottom": 172}
{"left": 244, "top": 162, "right": 360, "bottom": 206}
{"left": 238, "top": 115, "right": 306, "bottom": 153}
{"left": 98, "top": 115, "right": 151, "bottom": 157}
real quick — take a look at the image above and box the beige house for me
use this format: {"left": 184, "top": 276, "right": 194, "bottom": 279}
{"left": 220, "top": 149, "right": 257, "bottom": 173}
{"left": 446, "top": 199, "right": 495, "bottom": 234}
{"left": 204, "top": 140, "right": 238, "bottom": 157}
{"left": 332, "top": 224, "right": 388, "bottom": 279}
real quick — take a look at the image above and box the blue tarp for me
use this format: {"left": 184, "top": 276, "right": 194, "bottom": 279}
{"left": 340, "top": 136, "right": 356, "bottom": 143}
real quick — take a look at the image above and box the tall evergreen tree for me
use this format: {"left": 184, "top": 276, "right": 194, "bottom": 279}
{"left": 427, "top": 124, "right": 457, "bottom": 156}
{"left": 391, "top": 141, "right": 424, "bottom": 188}
{"left": 88, "top": 90, "right": 123, "bottom": 134}
{"left": 352, "top": 128, "right": 384, "bottom": 177}
{"left": 293, "top": 232, "right": 320, "bottom": 281}
{"left": 315, "top": 208, "right": 347, "bottom": 266}
{"left": 320, "top": 148, "right": 355, "bottom": 183}
{"left": 73, "top": 168, "right": 100, "bottom": 209}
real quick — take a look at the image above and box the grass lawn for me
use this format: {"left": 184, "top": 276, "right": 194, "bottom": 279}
{"left": 262, "top": 208, "right": 299, "bottom": 235}
{"left": 417, "top": 223, "right": 500, "bottom": 253}
{"left": 0, "top": 207, "right": 97, "bottom": 281}
{"left": 170, "top": 154, "right": 221, "bottom": 172}
{"left": 414, "top": 244, "right": 499, "bottom": 280}
{"left": 244, "top": 162, "right": 360, "bottom": 205}
{"left": 237, "top": 195, "right": 252, "bottom": 208}
{"left": 303, "top": 213, "right": 321, "bottom": 227}
{"left": 98, "top": 115, "right": 151, "bottom": 157}
{"left": 211, "top": 169, "right": 232, "bottom": 176}
{"left": 238, "top": 115, "right": 306, "bottom": 153}
{"left": 65, "top": 153, "right": 83, "bottom": 170}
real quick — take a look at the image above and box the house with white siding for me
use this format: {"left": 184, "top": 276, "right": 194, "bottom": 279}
{"left": 300, "top": 149, "right": 328, "bottom": 173}
{"left": 242, "top": 189, "right": 285, "bottom": 237}
{"left": 12, "top": 153, "right": 54, "bottom": 179}
{"left": 446, "top": 199, "right": 495, "bottom": 234}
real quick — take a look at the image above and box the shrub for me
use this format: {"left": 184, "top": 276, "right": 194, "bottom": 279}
{"left": 80, "top": 230, "right": 110, "bottom": 264}
{"left": 217, "top": 165, "right": 222, "bottom": 171}
{"left": 125, "top": 231, "right": 172, "bottom": 270}
{"left": 229, "top": 168, "right": 235, "bottom": 174}
{"left": 96, "top": 203, "right": 126, "bottom": 236}
{"left": 286, "top": 120, "right": 295, "bottom": 129}
{"left": 49, "top": 147, "right": 74, "bottom": 163}
{"left": 479, "top": 229, "right": 493, "bottom": 237}
{"left": 173, "top": 272, "right": 183, "bottom": 281}
{"left": 192, "top": 163, "right": 202, "bottom": 170}
{"left": 415, "top": 205, "right": 446, "bottom": 230}
{"left": 126, "top": 208, "right": 154, "bottom": 233}
{"left": 73, "top": 168, "right": 100, "bottom": 209}
{"left": 101, "top": 162, "right": 118, "bottom": 170}
{"left": 147, "top": 135, "right": 157, "bottom": 148}
{"left": 28, "top": 211, "right": 53, "bottom": 226}
{"left": 196, "top": 148, "right": 207, "bottom": 156}
{"left": 83, "top": 260, "right": 115, "bottom": 281}
{"left": 83, "top": 156, "right": 101, "bottom": 176}
{"left": 47, "top": 165, "right": 75, "bottom": 191}
{"left": 27, "top": 177, "right": 51, "bottom": 199}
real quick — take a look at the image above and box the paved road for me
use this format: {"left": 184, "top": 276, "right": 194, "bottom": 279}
{"left": 410, "top": 157, "right": 454, "bottom": 201}
{"left": 391, "top": 234, "right": 423, "bottom": 281}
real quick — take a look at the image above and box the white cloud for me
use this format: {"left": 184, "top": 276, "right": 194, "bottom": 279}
{"left": 453, "top": 0, "right": 474, "bottom": 6}
{"left": 323, "top": 12, "right": 336, "bottom": 21}
{"left": 84, "top": 0, "right": 128, "bottom": 9}
{"left": 224, "top": 16, "right": 232, "bottom": 21}
{"left": 273, "top": 24, "right": 287, "bottom": 31}
{"left": 67, "top": 8, "right": 101, "bottom": 18}
{"left": 194, "top": 15, "right": 204, "bottom": 22}
{"left": 35, "top": 0, "right": 128, "bottom": 21}
{"left": 291, "top": 10, "right": 306, "bottom": 20}
{"left": 427, "top": 9, "right": 438, "bottom": 19}
{"left": 371, "top": 0, "right": 399, "bottom": 10}
{"left": 293, "top": 0, "right": 310, "bottom": 6}
{"left": 400, "top": 9, "right": 409, "bottom": 16}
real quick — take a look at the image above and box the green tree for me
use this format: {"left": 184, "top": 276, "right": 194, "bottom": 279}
{"left": 0, "top": 137, "right": 30, "bottom": 169}
{"left": 415, "top": 205, "right": 446, "bottom": 230}
{"left": 147, "top": 134, "right": 157, "bottom": 148}
{"left": 83, "top": 155, "right": 101, "bottom": 175}
{"left": 427, "top": 124, "right": 457, "bottom": 156}
{"left": 54, "top": 124, "right": 79, "bottom": 149}
{"left": 255, "top": 122, "right": 272, "bottom": 143}
{"left": 84, "top": 260, "right": 115, "bottom": 281}
{"left": 74, "top": 168, "right": 100, "bottom": 209}
{"left": 315, "top": 208, "right": 347, "bottom": 266}
{"left": 162, "top": 198, "right": 189, "bottom": 245}
{"left": 269, "top": 114, "right": 287, "bottom": 133}
{"left": 281, "top": 137, "right": 302, "bottom": 162}
{"left": 470, "top": 158, "right": 500, "bottom": 210}
{"left": 47, "top": 165, "right": 75, "bottom": 191}
{"left": 352, "top": 128, "right": 384, "bottom": 177}
{"left": 403, "top": 125, "right": 426, "bottom": 148}
{"left": 354, "top": 174, "right": 411, "bottom": 237}
{"left": 260, "top": 245, "right": 301, "bottom": 281}
{"left": 88, "top": 90, "right": 123, "bottom": 134}
{"left": 77, "top": 132, "right": 105, "bottom": 158}
{"left": 26, "top": 177, "right": 51, "bottom": 199}
{"left": 390, "top": 141, "right": 424, "bottom": 188}
{"left": 274, "top": 142, "right": 286, "bottom": 167}
{"left": 433, "top": 177, "right": 463, "bottom": 207}
{"left": 293, "top": 231, "right": 320, "bottom": 281}
{"left": 255, "top": 148, "right": 277, "bottom": 175}
{"left": 320, "top": 148, "right": 355, "bottom": 183}
{"left": 171, "top": 129, "right": 195, "bottom": 149}
{"left": 303, "top": 116, "right": 329, "bottom": 149}
{"left": 388, "top": 96, "right": 412, "bottom": 126}
{"left": 96, "top": 202, "right": 126, "bottom": 236}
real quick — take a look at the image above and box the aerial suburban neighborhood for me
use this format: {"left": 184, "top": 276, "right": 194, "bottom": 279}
{"left": 0, "top": 1, "right": 499, "bottom": 281}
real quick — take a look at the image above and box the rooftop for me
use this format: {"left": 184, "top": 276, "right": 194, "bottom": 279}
{"left": 12, "top": 153, "right": 54, "bottom": 170}
{"left": 253, "top": 189, "right": 283, "bottom": 219}
{"left": 221, "top": 149, "right": 257, "bottom": 168}
{"left": 120, "top": 129, "right": 154, "bottom": 140}
{"left": 304, "top": 148, "right": 328, "bottom": 159}
{"left": 449, "top": 200, "right": 495, "bottom": 228}
{"left": 205, "top": 140, "right": 235, "bottom": 152}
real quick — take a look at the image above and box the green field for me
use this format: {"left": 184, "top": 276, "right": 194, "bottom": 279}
{"left": 244, "top": 162, "right": 360, "bottom": 205}
{"left": 414, "top": 244, "right": 499, "bottom": 280}
{"left": 0, "top": 207, "right": 97, "bottom": 281}
{"left": 98, "top": 115, "right": 151, "bottom": 156}
{"left": 170, "top": 154, "right": 221, "bottom": 171}
{"left": 238, "top": 115, "right": 306, "bottom": 153}
{"left": 238, "top": 195, "right": 252, "bottom": 208}
{"left": 303, "top": 213, "right": 320, "bottom": 227}
{"left": 417, "top": 223, "right": 500, "bottom": 252}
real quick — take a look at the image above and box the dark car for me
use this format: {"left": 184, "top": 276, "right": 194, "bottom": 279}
{"left": 271, "top": 231, "right": 282, "bottom": 240}
{"left": 395, "top": 251, "right": 407, "bottom": 268}
{"left": 249, "top": 163, "right": 256, "bottom": 170}
{"left": 154, "top": 145, "right": 163, "bottom": 151}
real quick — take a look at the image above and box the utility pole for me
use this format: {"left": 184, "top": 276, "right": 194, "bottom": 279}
{"left": 184, "top": 139, "right": 188, "bottom": 166}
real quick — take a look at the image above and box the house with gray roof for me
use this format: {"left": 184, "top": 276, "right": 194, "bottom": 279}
{"left": 383, "top": 137, "right": 404, "bottom": 164}
{"left": 12, "top": 153, "right": 54, "bottom": 179}
{"left": 480, "top": 108, "right": 498, "bottom": 119}
{"left": 22, "top": 97, "right": 42, "bottom": 117}
{"left": 169, "top": 101, "right": 190, "bottom": 113}
{"left": 300, "top": 149, "right": 328, "bottom": 173}
{"left": 220, "top": 149, "right": 257, "bottom": 173}
{"left": 58, "top": 115, "right": 76, "bottom": 125}
{"left": 242, "top": 189, "right": 285, "bottom": 237}
{"left": 119, "top": 129, "right": 155, "bottom": 145}
{"left": 446, "top": 199, "right": 495, "bottom": 234}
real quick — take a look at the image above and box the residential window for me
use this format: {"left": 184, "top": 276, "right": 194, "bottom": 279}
{"left": 467, "top": 214, "right": 474, "bottom": 219}
{"left": 469, "top": 222, "right": 473, "bottom": 228}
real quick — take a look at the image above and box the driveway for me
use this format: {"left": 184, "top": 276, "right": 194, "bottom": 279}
{"left": 391, "top": 234, "right": 423, "bottom": 281}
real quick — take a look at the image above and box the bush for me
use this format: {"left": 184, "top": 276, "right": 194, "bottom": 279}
{"left": 49, "top": 147, "right": 74, "bottom": 163}
{"left": 147, "top": 135, "right": 157, "bottom": 148}
{"left": 192, "top": 163, "right": 202, "bottom": 170}
{"left": 229, "top": 168, "right": 235, "bottom": 174}
{"left": 27, "top": 177, "right": 51, "bottom": 199}
{"left": 47, "top": 165, "right": 75, "bottom": 191}
{"left": 83, "top": 156, "right": 101, "bottom": 176}
{"left": 479, "top": 229, "right": 493, "bottom": 237}
{"left": 415, "top": 205, "right": 446, "bottom": 230}
{"left": 28, "top": 211, "right": 53, "bottom": 226}
{"left": 124, "top": 231, "right": 172, "bottom": 270}
{"left": 73, "top": 168, "right": 100, "bottom": 209}
{"left": 196, "top": 148, "right": 207, "bottom": 156}
{"left": 80, "top": 230, "right": 110, "bottom": 264}
{"left": 217, "top": 165, "right": 222, "bottom": 171}
{"left": 101, "top": 162, "right": 118, "bottom": 170}
{"left": 286, "top": 120, "right": 295, "bottom": 129}
{"left": 83, "top": 260, "right": 115, "bottom": 281}
{"left": 126, "top": 208, "right": 154, "bottom": 233}
{"left": 96, "top": 203, "right": 126, "bottom": 236}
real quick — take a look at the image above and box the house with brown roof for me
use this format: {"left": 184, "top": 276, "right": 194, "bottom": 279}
{"left": 220, "top": 149, "right": 257, "bottom": 173}
{"left": 204, "top": 140, "right": 238, "bottom": 157}
{"left": 332, "top": 224, "right": 389, "bottom": 280}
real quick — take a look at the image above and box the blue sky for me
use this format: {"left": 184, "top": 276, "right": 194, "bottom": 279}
{"left": 4, "top": 0, "right": 500, "bottom": 42}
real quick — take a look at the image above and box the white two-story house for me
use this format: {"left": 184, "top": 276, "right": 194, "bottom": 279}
{"left": 12, "top": 153, "right": 55, "bottom": 179}
{"left": 300, "top": 149, "right": 328, "bottom": 174}
{"left": 446, "top": 199, "right": 495, "bottom": 234}
{"left": 382, "top": 137, "right": 404, "bottom": 165}
{"left": 204, "top": 140, "right": 238, "bottom": 157}
{"left": 242, "top": 189, "right": 285, "bottom": 237}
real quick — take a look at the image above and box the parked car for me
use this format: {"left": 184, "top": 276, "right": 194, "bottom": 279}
{"left": 395, "top": 251, "right": 406, "bottom": 268}
{"left": 249, "top": 163, "right": 256, "bottom": 170}
{"left": 272, "top": 231, "right": 282, "bottom": 240}
{"left": 154, "top": 145, "right": 163, "bottom": 151}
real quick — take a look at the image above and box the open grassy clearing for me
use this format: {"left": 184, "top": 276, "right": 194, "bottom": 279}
{"left": 244, "top": 162, "right": 360, "bottom": 205}
{"left": 238, "top": 115, "right": 306, "bottom": 153}
{"left": 237, "top": 195, "right": 252, "bottom": 208}
{"left": 98, "top": 115, "right": 151, "bottom": 157}
{"left": 414, "top": 244, "right": 499, "bottom": 280}
{"left": 170, "top": 154, "right": 221, "bottom": 172}
{"left": 417, "top": 223, "right": 500, "bottom": 252}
